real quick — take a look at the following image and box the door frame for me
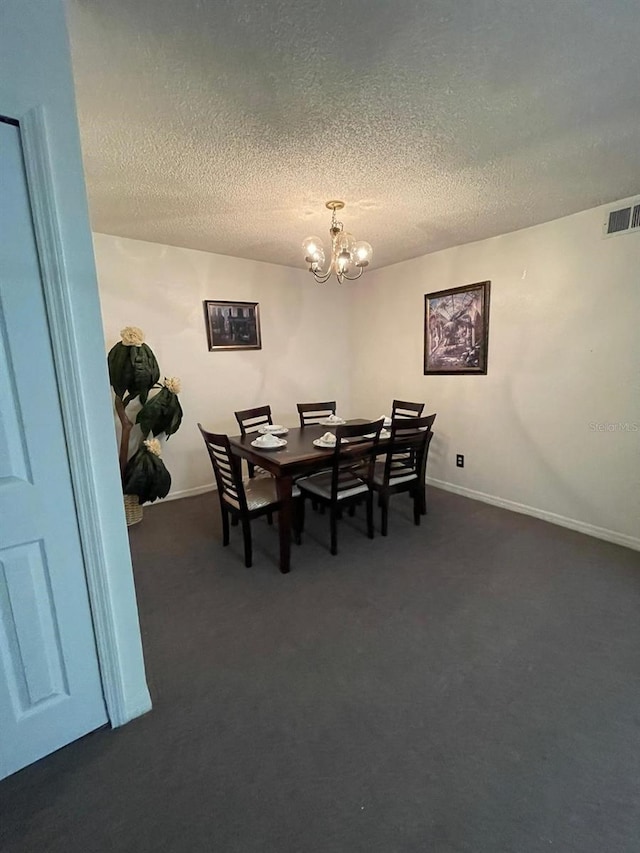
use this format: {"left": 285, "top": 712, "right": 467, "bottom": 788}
{"left": 14, "top": 106, "right": 136, "bottom": 726}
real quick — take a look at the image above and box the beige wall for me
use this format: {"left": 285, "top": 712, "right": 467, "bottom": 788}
{"left": 349, "top": 199, "right": 640, "bottom": 548}
{"left": 93, "top": 233, "right": 352, "bottom": 499}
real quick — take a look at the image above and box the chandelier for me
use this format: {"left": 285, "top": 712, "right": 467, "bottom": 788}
{"left": 302, "top": 201, "right": 373, "bottom": 284}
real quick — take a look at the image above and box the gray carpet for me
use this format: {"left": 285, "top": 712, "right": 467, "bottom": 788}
{"left": 2, "top": 488, "right": 640, "bottom": 853}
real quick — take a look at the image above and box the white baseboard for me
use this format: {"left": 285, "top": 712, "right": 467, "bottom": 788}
{"left": 427, "top": 477, "right": 640, "bottom": 552}
{"left": 164, "top": 482, "right": 216, "bottom": 502}
{"left": 165, "top": 472, "right": 273, "bottom": 503}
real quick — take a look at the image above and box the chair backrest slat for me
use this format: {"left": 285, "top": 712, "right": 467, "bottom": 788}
{"left": 234, "top": 405, "right": 273, "bottom": 435}
{"left": 391, "top": 399, "right": 425, "bottom": 419}
{"left": 297, "top": 401, "right": 337, "bottom": 427}
{"left": 197, "top": 424, "right": 248, "bottom": 511}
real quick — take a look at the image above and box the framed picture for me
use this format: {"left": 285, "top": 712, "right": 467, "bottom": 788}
{"left": 424, "top": 281, "right": 490, "bottom": 374}
{"left": 203, "top": 300, "right": 262, "bottom": 351}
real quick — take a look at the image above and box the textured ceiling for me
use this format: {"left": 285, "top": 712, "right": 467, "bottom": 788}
{"left": 67, "top": 0, "right": 640, "bottom": 271}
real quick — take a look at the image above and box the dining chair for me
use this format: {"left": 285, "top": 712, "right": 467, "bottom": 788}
{"left": 296, "top": 401, "right": 337, "bottom": 427}
{"left": 234, "top": 405, "right": 273, "bottom": 478}
{"left": 371, "top": 414, "right": 436, "bottom": 535}
{"left": 296, "top": 419, "right": 384, "bottom": 555}
{"left": 295, "top": 402, "right": 339, "bottom": 513}
{"left": 391, "top": 399, "right": 425, "bottom": 418}
{"left": 198, "top": 424, "right": 300, "bottom": 568}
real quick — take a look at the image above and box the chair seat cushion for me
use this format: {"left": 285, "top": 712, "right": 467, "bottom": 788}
{"left": 372, "top": 462, "right": 417, "bottom": 487}
{"left": 223, "top": 478, "right": 300, "bottom": 511}
{"left": 297, "top": 471, "right": 368, "bottom": 501}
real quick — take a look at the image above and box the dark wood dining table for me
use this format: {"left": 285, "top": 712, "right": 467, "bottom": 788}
{"left": 229, "top": 420, "right": 383, "bottom": 573}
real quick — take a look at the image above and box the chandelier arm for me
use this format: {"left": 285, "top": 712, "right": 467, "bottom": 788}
{"left": 310, "top": 268, "right": 333, "bottom": 284}
{"left": 340, "top": 267, "right": 364, "bottom": 281}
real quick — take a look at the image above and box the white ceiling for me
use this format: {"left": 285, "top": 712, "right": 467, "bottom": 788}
{"left": 67, "top": 0, "right": 640, "bottom": 271}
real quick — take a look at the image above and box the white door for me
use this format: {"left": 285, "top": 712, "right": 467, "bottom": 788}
{"left": 0, "top": 118, "right": 107, "bottom": 779}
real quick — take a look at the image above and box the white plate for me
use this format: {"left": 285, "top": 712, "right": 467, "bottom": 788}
{"left": 251, "top": 437, "right": 287, "bottom": 450}
{"left": 318, "top": 417, "right": 345, "bottom": 426}
{"left": 257, "top": 425, "right": 289, "bottom": 435}
{"left": 312, "top": 438, "right": 336, "bottom": 449}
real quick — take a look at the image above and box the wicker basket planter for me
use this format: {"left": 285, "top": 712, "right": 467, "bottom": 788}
{"left": 124, "top": 494, "right": 143, "bottom": 527}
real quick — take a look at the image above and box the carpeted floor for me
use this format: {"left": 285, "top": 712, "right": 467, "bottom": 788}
{"left": 1, "top": 488, "right": 640, "bottom": 853}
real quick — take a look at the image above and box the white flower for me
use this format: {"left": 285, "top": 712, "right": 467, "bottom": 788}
{"left": 164, "top": 376, "right": 181, "bottom": 394}
{"left": 120, "top": 326, "right": 145, "bottom": 347}
{"left": 144, "top": 438, "right": 162, "bottom": 457}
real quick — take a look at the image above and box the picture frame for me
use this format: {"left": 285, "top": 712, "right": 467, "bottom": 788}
{"left": 203, "top": 300, "right": 262, "bottom": 351}
{"left": 424, "top": 281, "right": 490, "bottom": 375}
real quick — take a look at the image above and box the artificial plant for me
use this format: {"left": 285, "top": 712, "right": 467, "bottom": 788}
{"left": 108, "top": 326, "right": 183, "bottom": 505}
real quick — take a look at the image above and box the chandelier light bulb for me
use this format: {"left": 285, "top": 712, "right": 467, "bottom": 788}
{"left": 353, "top": 241, "right": 372, "bottom": 267}
{"left": 311, "top": 248, "right": 325, "bottom": 271}
{"left": 302, "top": 235, "right": 324, "bottom": 263}
{"left": 302, "top": 201, "right": 372, "bottom": 284}
{"left": 335, "top": 230, "right": 355, "bottom": 256}
{"left": 337, "top": 250, "right": 351, "bottom": 273}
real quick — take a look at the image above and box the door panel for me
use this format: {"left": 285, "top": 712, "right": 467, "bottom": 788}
{"left": 0, "top": 119, "right": 107, "bottom": 779}
{"left": 1, "top": 541, "right": 69, "bottom": 709}
{"left": 0, "top": 308, "right": 32, "bottom": 483}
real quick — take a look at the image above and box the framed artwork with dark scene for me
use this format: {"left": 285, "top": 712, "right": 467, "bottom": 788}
{"left": 424, "top": 281, "right": 490, "bottom": 375}
{"left": 203, "top": 300, "right": 262, "bottom": 351}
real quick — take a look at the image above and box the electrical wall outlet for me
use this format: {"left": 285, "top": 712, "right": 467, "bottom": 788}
{"left": 456, "top": 454, "right": 464, "bottom": 468}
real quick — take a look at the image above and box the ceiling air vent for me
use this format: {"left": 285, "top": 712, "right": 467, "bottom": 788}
{"left": 603, "top": 199, "right": 640, "bottom": 238}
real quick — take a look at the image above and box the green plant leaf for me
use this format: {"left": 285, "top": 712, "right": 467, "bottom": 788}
{"left": 164, "top": 395, "right": 183, "bottom": 438}
{"left": 123, "top": 445, "right": 171, "bottom": 504}
{"left": 136, "top": 387, "right": 183, "bottom": 438}
{"left": 129, "top": 343, "right": 160, "bottom": 404}
{"left": 107, "top": 341, "right": 159, "bottom": 401}
{"left": 107, "top": 342, "right": 134, "bottom": 398}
